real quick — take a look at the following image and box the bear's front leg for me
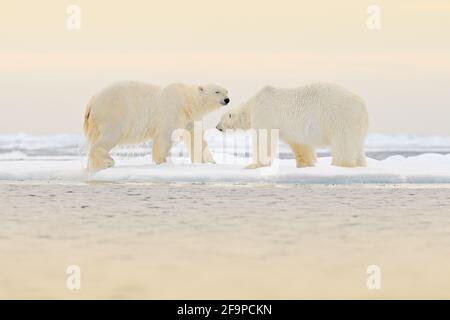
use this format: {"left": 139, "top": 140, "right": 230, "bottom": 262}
{"left": 245, "top": 129, "right": 273, "bottom": 169}
{"left": 201, "top": 141, "right": 216, "bottom": 164}
{"left": 185, "top": 125, "right": 215, "bottom": 164}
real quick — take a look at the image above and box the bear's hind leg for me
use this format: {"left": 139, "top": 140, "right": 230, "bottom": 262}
{"left": 330, "top": 138, "right": 358, "bottom": 168}
{"left": 88, "top": 132, "right": 120, "bottom": 172}
{"left": 356, "top": 142, "right": 367, "bottom": 167}
{"left": 152, "top": 132, "right": 172, "bottom": 165}
{"left": 289, "top": 143, "right": 316, "bottom": 168}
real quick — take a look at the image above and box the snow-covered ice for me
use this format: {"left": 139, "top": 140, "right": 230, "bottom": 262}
{"left": 0, "top": 132, "right": 449, "bottom": 184}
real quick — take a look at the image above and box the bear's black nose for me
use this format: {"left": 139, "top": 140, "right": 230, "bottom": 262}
{"left": 224, "top": 98, "right": 230, "bottom": 104}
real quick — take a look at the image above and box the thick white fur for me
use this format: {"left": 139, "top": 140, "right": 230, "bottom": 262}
{"left": 84, "top": 81, "right": 229, "bottom": 172}
{"left": 217, "top": 83, "right": 369, "bottom": 168}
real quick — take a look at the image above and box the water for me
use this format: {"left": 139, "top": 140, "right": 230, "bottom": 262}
{"left": 1, "top": 133, "right": 450, "bottom": 298}
{"left": 1, "top": 182, "right": 450, "bottom": 298}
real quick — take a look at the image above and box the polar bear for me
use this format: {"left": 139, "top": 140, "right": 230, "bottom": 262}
{"left": 216, "top": 83, "right": 369, "bottom": 168}
{"left": 84, "top": 81, "right": 230, "bottom": 172}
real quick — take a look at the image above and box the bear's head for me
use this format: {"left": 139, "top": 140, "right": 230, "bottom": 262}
{"left": 198, "top": 84, "right": 230, "bottom": 110}
{"left": 216, "top": 102, "right": 251, "bottom": 132}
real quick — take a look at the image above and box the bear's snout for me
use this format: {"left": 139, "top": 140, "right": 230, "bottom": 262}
{"left": 216, "top": 124, "right": 223, "bottom": 132}
{"left": 221, "top": 98, "right": 230, "bottom": 105}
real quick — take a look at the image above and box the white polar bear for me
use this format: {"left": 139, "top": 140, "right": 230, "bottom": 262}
{"left": 216, "top": 83, "right": 369, "bottom": 168}
{"left": 84, "top": 81, "right": 230, "bottom": 172}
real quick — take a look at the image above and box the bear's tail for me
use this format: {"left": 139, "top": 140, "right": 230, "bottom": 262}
{"left": 83, "top": 103, "right": 99, "bottom": 143}
{"left": 83, "top": 104, "right": 91, "bottom": 137}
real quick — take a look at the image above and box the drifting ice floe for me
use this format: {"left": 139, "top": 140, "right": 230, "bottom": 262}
{"left": 0, "top": 133, "right": 450, "bottom": 184}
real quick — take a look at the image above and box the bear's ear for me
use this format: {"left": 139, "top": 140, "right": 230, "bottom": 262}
{"left": 198, "top": 86, "right": 204, "bottom": 92}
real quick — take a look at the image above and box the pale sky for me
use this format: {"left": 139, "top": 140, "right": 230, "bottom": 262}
{"left": 0, "top": 0, "right": 449, "bottom": 135}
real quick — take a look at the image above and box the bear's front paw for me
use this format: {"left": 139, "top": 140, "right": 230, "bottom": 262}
{"left": 201, "top": 150, "right": 216, "bottom": 164}
{"left": 202, "top": 156, "right": 216, "bottom": 164}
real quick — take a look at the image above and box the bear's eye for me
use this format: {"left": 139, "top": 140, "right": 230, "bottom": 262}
{"left": 229, "top": 114, "right": 232, "bottom": 119}
{"left": 215, "top": 91, "right": 220, "bottom": 94}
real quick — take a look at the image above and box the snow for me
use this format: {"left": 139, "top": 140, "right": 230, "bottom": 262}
{"left": 0, "top": 153, "right": 449, "bottom": 184}
{"left": 0, "top": 133, "right": 450, "bottom": 184}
